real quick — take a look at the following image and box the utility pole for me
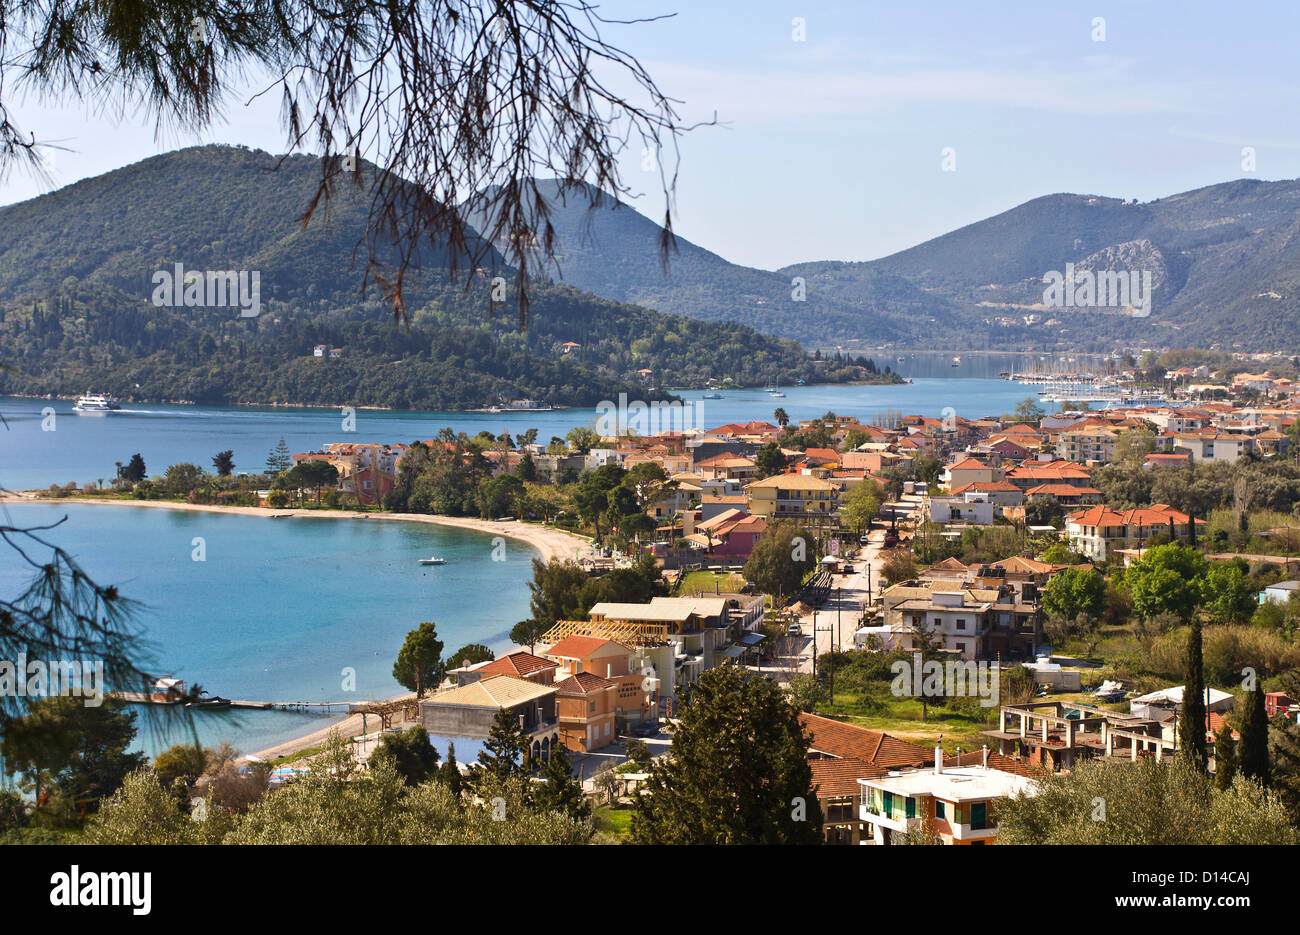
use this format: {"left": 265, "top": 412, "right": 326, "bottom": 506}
{"left": 815, "top": 619, "right": 835, "bottom": 707}
{"left": 811, "top": 608, "right": 817, "bottom": 680}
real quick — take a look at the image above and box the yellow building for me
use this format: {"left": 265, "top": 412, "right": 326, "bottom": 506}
{"left": 745, "top": 473, "right": 839, "bottom": 525}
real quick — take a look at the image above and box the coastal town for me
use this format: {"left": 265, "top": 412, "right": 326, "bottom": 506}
{"left": 3, "top": 3, "right": 1300, "bottom": 900}
{"left": 8, "top": 350, "right": 1300, "bottom": 849}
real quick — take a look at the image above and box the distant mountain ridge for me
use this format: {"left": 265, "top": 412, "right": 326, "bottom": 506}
{"left": 519, "top": 176, "right": 1300, "bottom": 352}
{"left": 469, "top": 179, "right": 916, "bottom": 346}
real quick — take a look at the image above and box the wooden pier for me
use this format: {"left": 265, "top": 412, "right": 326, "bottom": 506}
{"left": 114, "top": 692, "right": 353, "bottom": 713}
{"left": 226, "top": 700, "right": 354, "bottom": 713}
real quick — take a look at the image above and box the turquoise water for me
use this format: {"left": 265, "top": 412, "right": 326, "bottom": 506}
{"left": 0, "top": 365, "right": 1050, "bottom": 755}
{"left": 0, "top": 502, "right": 534, "bottom": 756}
{"left": 0, "top": 372, "right": 1038, "bottom": 490}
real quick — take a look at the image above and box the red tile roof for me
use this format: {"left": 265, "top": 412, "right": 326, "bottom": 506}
{"left": 555, "top": 671, "right": 616, "bottom": 694}
{"left": 809, "top": 757, "right": 888, "bottom": 797}
{"left": 476, "top": 650, "right": 558, "bottom": 679}
{"left": 799, "top": 713, "right": 932, "bottom": 768}
{"left": 949, "top": 750, "right": 1041, "bottom": 777}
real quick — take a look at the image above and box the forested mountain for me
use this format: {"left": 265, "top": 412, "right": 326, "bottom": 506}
{"left": 0, "top": 146, "right": 892, "bottom": 409}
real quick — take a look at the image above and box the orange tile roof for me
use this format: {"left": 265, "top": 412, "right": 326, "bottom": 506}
{"left": 1008, "top": 463, "right": 1092, "bottom": 480}
{"left": 950, "top": 480, "right": 1022, "bottom": 494}
{"left": 544, "top": 635, "right": 612, "bottom": 659}
{"left": 1024, "top": 483, "right": 1102, "bottom": 497}
{"left": 1066, "top": 503, "right": 1200, "bottom": 527}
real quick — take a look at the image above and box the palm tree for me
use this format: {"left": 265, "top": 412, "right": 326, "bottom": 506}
{"left": 774, "top": 407, "right": 789, "bottom": 429}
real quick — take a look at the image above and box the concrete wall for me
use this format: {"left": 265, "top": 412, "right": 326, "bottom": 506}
{"left": 420, "top": 703, "right": 498, "bottom": 739}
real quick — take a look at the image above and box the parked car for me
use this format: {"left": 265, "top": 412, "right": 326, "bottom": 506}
{"left": 858, "top": 535, "right": 870, "bottom": 545}
{"left": 786, "top": 624, "right": 803, "bottom": 637}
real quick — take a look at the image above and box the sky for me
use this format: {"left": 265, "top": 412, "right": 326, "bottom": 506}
{"left": 4, "top": 0, "right": 1300, "bottom": 270}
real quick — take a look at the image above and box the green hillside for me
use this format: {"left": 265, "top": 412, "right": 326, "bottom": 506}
{"left": 0, "top": 146, "right": 895, "bottom": 408}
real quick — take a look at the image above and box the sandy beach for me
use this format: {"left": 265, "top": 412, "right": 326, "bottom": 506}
{"left": 1, "top": 493, "right": 593, "bottom": 564}
{"left": 3, "top": 493, "right": 593, "bottom": 761}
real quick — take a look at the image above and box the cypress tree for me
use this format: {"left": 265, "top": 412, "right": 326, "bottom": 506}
{"left": 477, "top": 708, "right": 529, "bottom": 782}
{"left": 1213, "top": 721, "right": 1237, "bottom": 791}
{"left": 1238, "top": 686, "right": 1271, "bottom": 786}
{"left": 533, "top": 746, "right": 591, "bottom": 821}
{"left": 440, "top": 741, "right": 464, "bottom": 800}
{"left": 1179, "top": 620, "right": 1208, "bottom": 773}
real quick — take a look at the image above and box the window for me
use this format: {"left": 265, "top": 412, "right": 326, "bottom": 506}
{"left": 970, "top": 801, "right": 988, "bottom": 830}
{"left": 935, "top": 800, "right": 946, "bottom": 820}
{"left": 904, "top": 797, "right": 916, "bottom": 819}
{"left": 955, "top": 619, "right": 966, "bottom": 630}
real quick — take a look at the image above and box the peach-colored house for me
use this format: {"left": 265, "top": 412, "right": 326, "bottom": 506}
{"left": 556, "top": 671, "right": 618, "bottom": 752}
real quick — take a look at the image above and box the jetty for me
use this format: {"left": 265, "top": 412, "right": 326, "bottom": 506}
{"left": 113, "top": 676, "right": 355, "bottom": 714}
{"left": 226, "top": 699, "right": 355, "bottom": 713}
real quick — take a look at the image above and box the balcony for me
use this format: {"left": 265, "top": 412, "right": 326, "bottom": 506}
{"left": 524, "top": 717, "right": 559, "bottom": 739}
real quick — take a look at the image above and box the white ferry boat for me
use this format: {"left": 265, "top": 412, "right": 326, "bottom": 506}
{"left": 73, "top": 393, "right": 121, "bottom": 412}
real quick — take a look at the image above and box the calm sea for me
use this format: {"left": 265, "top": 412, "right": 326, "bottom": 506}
{"left": 0, "top": 357, "right": 1065, "bottom": 755}
{"left": 0, "top": 360, "right": 1054, "bottom": 491}
{"left": 0, "top": 502, "right": 533, "bottom": 756}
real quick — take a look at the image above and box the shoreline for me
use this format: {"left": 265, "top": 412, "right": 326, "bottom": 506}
{"left": 2, "top": 495, "right": 593, "bottom": 762}
{"left": 0, "top": 494, "right": 593, "bottom": 564}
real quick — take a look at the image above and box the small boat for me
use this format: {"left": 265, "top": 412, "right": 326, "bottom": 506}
{"left": 187, "top": 695, "right": 232, "bottom": 710}
{"left": 702, "top": 392, "right": 722, "bottom": 399}
{"left": 74, "top": 392, "right": 121, "bottom": 413}
{"left": 767, "top": 386, "right": 786, "bottom": 397}
{"left": 418, "top": 556, "right": 447, "bottom": 566}
{"left": 951, "top": 356, "right": 961, "bottom": 367}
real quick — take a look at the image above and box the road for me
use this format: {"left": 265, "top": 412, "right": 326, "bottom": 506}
{"left": 786, "top": 493, "right": 924, "bottom": 677}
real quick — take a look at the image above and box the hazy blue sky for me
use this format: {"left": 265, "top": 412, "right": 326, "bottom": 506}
{"left": 4, "top": 0, "right": 1299, "bottom": 270}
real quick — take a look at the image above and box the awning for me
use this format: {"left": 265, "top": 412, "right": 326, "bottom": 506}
{"left": 738, "top": 632, "right": 767, "bottom": 646}
{"left": 719, "top": 645, "right": 747, "bottom": 658}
